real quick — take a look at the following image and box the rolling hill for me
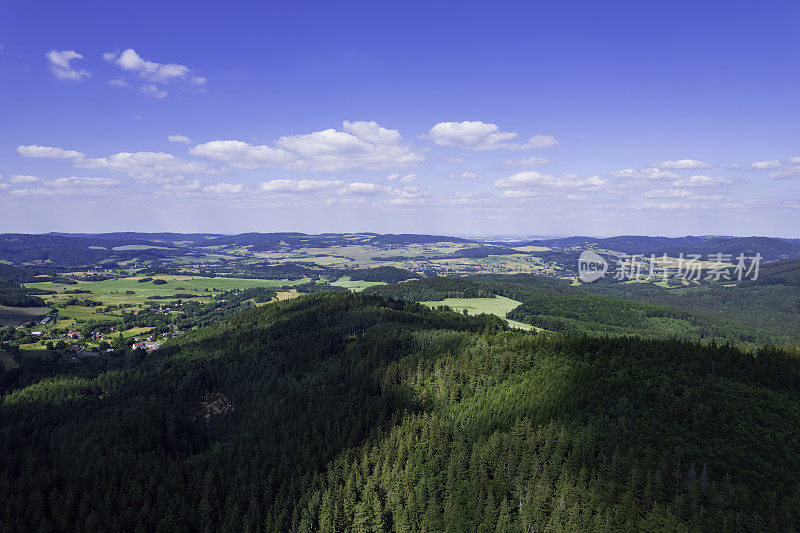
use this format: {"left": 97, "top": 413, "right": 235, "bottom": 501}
{"left": 2, "top": 293, "right": 800, "bottom": 530}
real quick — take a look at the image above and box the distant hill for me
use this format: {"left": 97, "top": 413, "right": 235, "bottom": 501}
{"left": 526, "top": 235, "right": 800, "bottom": 262}
{"left": 45, "top": 232, "right": 225, "bottom": 244}
{"left": 749, "top": 258, "right": 800, "bottom": 286}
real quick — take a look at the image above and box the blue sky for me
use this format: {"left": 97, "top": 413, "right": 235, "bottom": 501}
{"left": 1, "top": 0, "right": 799, "bottom": 236}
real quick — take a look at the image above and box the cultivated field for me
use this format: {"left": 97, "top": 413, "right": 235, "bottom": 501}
{"left": 0, "top": 305, "right": 49, "bottom": 326}
{"left": 0, "top": 350, "right": 19, "bottom": 369}
{"left": 420, "top": 296, "right": 535, "bottom": 330}
{"left": 25, "top": 275, "right": 311, "bottom": 306}
{"left": 329, "top": 277, "right": 386, "bottom": 292}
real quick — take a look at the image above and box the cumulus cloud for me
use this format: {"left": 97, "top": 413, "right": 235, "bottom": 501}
{"left": 104, "top": 49, "right": 205, "bottom": 99}
{"left": 48, "top": 177, "right": 121, "bottom": 187}
{"left": 277, "top": 121, "right": 424, "bottom": 171}
{"left": 256, "top": 179, "right": 392, "bottom": 198}
{"left": 17, "top": 145, "right": 84, "bottom": 158}
{"left": 168, "top": 134, "right": 191, "bottom": 144}
{"left": 634, "top": 202, "right": 707, "bottom": 210}
{"left": 194, "top": 121, "right": 423, "bottom": 171}
{"left": 73, "top": 151, "right": 213, "bottom": 181}
{"left": 163, "top": 180, "right": 202, "bottom": 192}
{"left": 342, "top": 120, "right": 402, "bottom": 144}
{"left": 190, "top": 140, "right": 294, "bottom": 169}
{"left": 343, "top": 182, "right": 385, "bottom": 195}
{"left": 109, "top": 49, "right": 200, "bottom": 84}
{"left": 608, "top": 168, "right": 679, "bottom": 180}
{"left": 386, "top": 173, "right": 418, "bottom": 184}
{"left": 657, "top": 159, "right": 713, "bottom": 170}
{"left": 672, "top": 175, "right": 733, "bottom": 187}
{"left": 203, "top": 182, "right": 243, "bottom": 194}
{"left": 751, "top": 160, "right": 781, "bottom": 170}
{"left": 642, "top": 188, "right": 692, "bottom": 199}
{"left": 449, "top": 171, "right": 481, "bottom": 180}
{"left": 259, "top": 179, "right": 344, "bottom": 193}
{"left": 9, "top": 176, "right": 121, "bottom": 196}
{"left": 760, "top": 157, "right": 800, "bottom": 179}
{"left": 494, "top": 170, "right": 607, "bottom": 189}
{"left": 504, "top": 157, "right": 550, "bottom": 167}
{"left": 426, "top": 121, "right": 557, "bottom": 150}
{"left": 140, "top": 84, "right": 168, "bottom": 99}
{"left": 10, "top": 175, "right": 40, "bottom": 184}
{"left": 46, "top": 50, "right": 90, "bottom": 81}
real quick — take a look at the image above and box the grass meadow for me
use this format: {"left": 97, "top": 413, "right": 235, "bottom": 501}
{"left": 419, "top": 296, "right": 535, "bottom": 331}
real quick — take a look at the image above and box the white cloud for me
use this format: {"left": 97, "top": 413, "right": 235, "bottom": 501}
{"left": 504, "top": 157, "right": 550, "bottom": 167}
{"left": 449, "top": 171, "right": 481, "bottom": 180}
{"left": 112, "top": 49, "right": 197, "bottom": 83}
{"left": 642, "top": 188, "right": 692, "bottom": 199}
{"left": 343, "top": 182, "right": 384, "bottom": 195}
{"left": 751, "top": 160, "right": 781, "bottom": 170}
{"left": 387, "top": 173, "right": 418, "bottom": 183}
{"left": 17, "top": 145, "right": 84, "bottom": 158}
{"left": 9, "top": 176, "right": 121, "bottom": 196}
{"left": 342, "top": 120, "right": 402, "bottom": 144}
{"left": 190, "top": 140, "right": 294, "bottom": 169}
{"left": 9, "top": 189, "right": 49, "bottom": 196}
{"left": 48, "top": 177, "right": 121, "bottom": 187}
{"left": 73, "top": 151, "right": 213, "bottom": 181}
{"left": 104, "top": 49, "right": 205, "bottom": 98}
{"left": 194, "top": 121, "right": 423, "bottom": 171}
{"left": 498, "top": 189, "right": 543, "bottom": 199}
{"left": 256, "top": 179, "right": 391, "bottom": 198}
{"left": 168, "top": 134, "right": 191, "bottom": 144}
{"left": 672, "top": 175, "right": 732, "bottom": 187}
{"left": 203, "top": 182, "right": 243, "bottom": 194}
{"left": 277, "top": 122, "right": 423, "bottom": 171}
{"left": 108, "top": 78, "right": 130, "bottom": 87}
{"left": 635, "top": 202, "right": 706, "bottom": 210}
{"left": 494, "top": 170, "right": 606, "bottom": 189}
{"left": 140, "top": 84, "right": 167, "bottom": 99}
{"left": 259, "top": 179, "right": 344, "bottom": 193}
{"left": 46, "top": 50, "right": 90, "bottom": 81}
{"left": 765, "top": 157, "right": 800, "bottom": 179}
{"left": 10, "top": 175, "right": 39, "bottom": 184}
{"left": 163, "top": 180, "right": 202, "bottom": 192}
{"left": 426, "top": 121, "right": 557, "bottom": 150}
{"left": 657, "top": 159, "right": 713, "bottom": 170}
{"left": 608, "top": 168, "right": 679, "bottom": 180}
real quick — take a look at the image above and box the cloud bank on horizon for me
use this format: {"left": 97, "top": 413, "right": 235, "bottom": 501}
{"left": 1, "top": 0, "right": 799, "bottom": 236}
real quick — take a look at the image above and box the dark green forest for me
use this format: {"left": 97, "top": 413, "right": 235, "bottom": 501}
{"left": 366, "top": 274, "right": 800, "bottom": 347}
{"left": 2, "top": 293, "right": 800, "bottom": 531}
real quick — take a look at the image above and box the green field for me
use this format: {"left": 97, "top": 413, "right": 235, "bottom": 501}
{"left": 26, "top": 275, "right": 311, "bottom": 306}
{"left": 419, "top": 296, "right": 535, "bottom": 330}
{"left": 0, "top": 350, "right": 19, "bottom": 369}
{"left": 329, "top": 276, "right": 386, "bottom": 292}
{"left": 0, "top": 305, "right": 50, "bottom": 326}
{"left": 20, "top": 275, "right": 313, "bottom": 328}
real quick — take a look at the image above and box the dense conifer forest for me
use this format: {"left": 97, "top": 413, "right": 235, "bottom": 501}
{"left": 2, "top": 292, "right": 800, "bottom": 531}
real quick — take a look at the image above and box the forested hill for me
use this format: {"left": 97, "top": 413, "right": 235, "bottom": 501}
{"left": 3, "top": 293, "right": 800, "bottom": 530}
